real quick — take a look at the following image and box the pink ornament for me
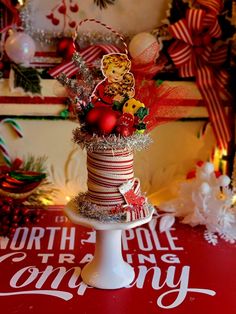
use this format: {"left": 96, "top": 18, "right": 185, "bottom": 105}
{"left": 5, "top": 32, "right": 36, "bottom": 65}
{"left": 129, "top": 32, "right": 161, "bottom": 64}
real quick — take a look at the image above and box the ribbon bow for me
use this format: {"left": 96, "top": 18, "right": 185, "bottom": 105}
{"left": 168, "top": 7, "right": 231, "bottom": 149}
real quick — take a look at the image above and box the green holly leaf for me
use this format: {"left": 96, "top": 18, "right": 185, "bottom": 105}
{"left": 155, "top": 79, "right": 163, "bottom": 86}
{"left": 84, "top": 102, "right": 94, "bottom": 114}
{"left": 135, "top": 122, "right": 146, "bottom": 130}
{"left": 11, "top": 64, "right": 41, "bottom": 95}
{"left": 135, "top": 107, "right": 149, "bottom": 120}
{"left": 112, "top": 101, "right": 123, "bottom": 112}
{"left": 60, "top": 109, "right": 69, "bottom": 118}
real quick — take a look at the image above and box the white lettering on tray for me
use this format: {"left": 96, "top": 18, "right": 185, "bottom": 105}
{"left": 0, "top": 252, "right": 216, "bottom": 309}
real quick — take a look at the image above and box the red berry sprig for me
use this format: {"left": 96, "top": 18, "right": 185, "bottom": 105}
{"left": 0, "top": 197, "right": 41, "bottom": 238}
{"left": 46, "top": 0, "right": 79, "bottom": 30}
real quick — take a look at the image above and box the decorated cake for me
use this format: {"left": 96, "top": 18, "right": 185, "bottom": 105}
{"left": 64, "top": 49, "right": 154, "bottom": 222}
{"left": 0, "top": 0, "right": 235, "bottom": 220}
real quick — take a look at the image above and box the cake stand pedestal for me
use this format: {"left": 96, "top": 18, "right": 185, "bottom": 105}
{"left": 65, "top": 200, "right": 154, "bottom": 289}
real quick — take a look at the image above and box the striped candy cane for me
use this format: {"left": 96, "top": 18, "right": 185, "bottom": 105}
{"left": 0, "top": 119, "right": 23, "bottom": 166}
{"left": 1, "top": 118, "right": 23, "bottom": 137}
{"left": 0, "top": 137, "right": 12, "bottom": 166}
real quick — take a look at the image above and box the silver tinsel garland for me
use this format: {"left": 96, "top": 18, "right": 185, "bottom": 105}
{"left": 20, "top": 1, "right": 128, "bottom": 47}
{"left": 72, "top": 128, "right": 153, "bottom": 152}
{"left": 74, "top": 193, "right": 127, "bottom": 222}
{"left": 57, "top": 52, "right": 95, "bottom": 101}
{"left": 74, "top": 193, "right": 153, "bottom": 222}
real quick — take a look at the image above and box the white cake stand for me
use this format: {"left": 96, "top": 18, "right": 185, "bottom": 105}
{"left": 64, "top": 200, "right": 154, "bottom": 289}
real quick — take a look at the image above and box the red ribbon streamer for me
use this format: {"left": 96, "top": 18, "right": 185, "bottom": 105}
{"left": 168, "top": 7, "right": 231, "bottom": 149}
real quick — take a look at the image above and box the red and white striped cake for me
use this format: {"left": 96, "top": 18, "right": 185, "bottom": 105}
{"left": 87, "top": 148, "right": 134, "bottom": 207}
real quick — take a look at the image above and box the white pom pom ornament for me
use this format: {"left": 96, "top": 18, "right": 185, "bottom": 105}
{"left": 5, "top": 31, "right": 36, "bottom": 65}
{"left": 202, "top": 162, "right": 214, "bottom": 174}
{"left": 217, "top": 175, "right": 231, "bottom": 187}
{"left": 199, "top": 182, "right": 211, "bottom": 195}
{"left": 128, "top": 32, "right": 161, "bottom": 64}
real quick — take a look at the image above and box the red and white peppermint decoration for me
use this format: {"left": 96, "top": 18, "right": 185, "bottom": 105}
{"left": 119, "top": 178, "right": 145, "bottom": 206}
{"left": 87, "top": 149, "right": 134, "bottom": 207}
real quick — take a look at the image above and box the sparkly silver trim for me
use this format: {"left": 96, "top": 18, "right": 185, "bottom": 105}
{"left": 72, "top": 129, "right": 153, "bottom": 152}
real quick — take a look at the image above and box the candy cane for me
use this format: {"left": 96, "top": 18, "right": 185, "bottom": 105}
{"left": 0, "top": 119, "right": 24, "bottom": 166}
{"left": 0, "top": 137, "right": 12, "bottom": 166}
{"left": 1, "top": 118, "right": 24, "bottom": 137}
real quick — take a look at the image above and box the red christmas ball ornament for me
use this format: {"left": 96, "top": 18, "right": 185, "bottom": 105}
{"left": 98, "top": 109, "right": 118, "bottom": 135}
{"left": 86, "top": 107, "right": 103, "bottom": 125}
{"left": 57, "top": 37, "right": 77, "bottom": 60}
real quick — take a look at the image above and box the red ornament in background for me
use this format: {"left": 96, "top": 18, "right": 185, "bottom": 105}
{"left": 57, "top": 37, "right": 78, "bottom": 60}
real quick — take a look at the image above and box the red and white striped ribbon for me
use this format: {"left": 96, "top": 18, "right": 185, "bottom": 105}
{"left": 195, "top": 0, "right": 223, "bottom": 14}
{"left": 49, "top": 18, "right": 127, "bottom": 78}
{"left": 48, "top": 43, "right": 121, "bottom": 78}
{"left": 76, "top": 18, "right": 128, "bottom": 54}
{"left": 87, "top": 149, "right": 134, "bottom": 207}
{"left": 125, "top": 205, "right": 150, "bottom": 222}
{"left": 168, "top": 7, "right": 231, "bottom": 149}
